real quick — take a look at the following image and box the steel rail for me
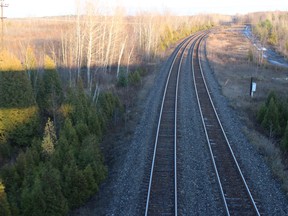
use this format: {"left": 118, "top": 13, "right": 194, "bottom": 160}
{"left": 145, "top": 33, "right": 201, "bottom": 216}
{"left": 192, "top": 32, "right": 260, "bottom": 215}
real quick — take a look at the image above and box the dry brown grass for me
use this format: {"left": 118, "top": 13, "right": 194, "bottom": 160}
{"left": 207, "top": 26, "right": 288, "bottom": 110}
{"left": 3, "top": 18, "right": 73, "bottom": 64}
{"left": 244, "top": 127, "right": 288, "bottom": 194}
{"left": 206, "top": 25, "right": 288, "bottom": 194}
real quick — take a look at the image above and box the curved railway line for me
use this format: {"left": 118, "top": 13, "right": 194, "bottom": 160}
{"left": 193, "top": 34, "right": 261, "bottom": 215}
{"left": 144, "top": 33, "right": 198, "bottom": 216}
{"left": 144, "top": 31, "right": 261, "bottom": 215}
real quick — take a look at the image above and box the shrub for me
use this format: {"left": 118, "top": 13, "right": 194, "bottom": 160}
{"left": 281, "top": 121, "right": 288, "bottom": 150}
{"left": 0, "top": 180, "right": 11, "bottom": 216}
{"left": 128, "top": 70, "right": 141, "bottom": 86}
{"left": 248, "top": 48, "right": 254, "bottom": 62}
{"left": 268, "top": 30, "right": 278, "bottom": 45}
{"left": 117, "top": 71, "right": 128, "bottom": 87}
{"left": 261, "top": 97, "right": 281, "bottom": 137}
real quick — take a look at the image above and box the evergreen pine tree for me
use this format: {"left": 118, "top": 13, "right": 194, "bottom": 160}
{"left": 282, "top": 121, "right": 288, "bottom": 150}
{"left": 37, "top": 55, "right": 63, "bottom": 126}
{"left": 61, "top": 162, "right": 89, "bottom": 208}
{"left": 261, "top": 97, "right": 281, "bottom": 137}
{"left": 0, "top": 50, "right": 39, "bottom": 146}
{"left": 265, "top": 91, "right": 277, "bottom": 107}
{"left": 40, "top": 165, "right": 68, "bottom": 216}
{"left": 75, "top": 123, "right": 90, "bottom": 142}
{"left": 61, "top": 118, "right": 79, "bottom": 149}
{"left": 51, "top": 134, "right": 74, "bottom": 170}
{"left": 21, "top": 176, "right": 46, "bottom": 216}
{"left": 0, "top": 181, "right": 11, "bottom": 216}
{"left": 41, "top": 118, "right": 57, "bottom": 157}
{"left": 83, "top": 164, "right": 98, "bottom": 195}
{"left": 257, "top": 104, "right": 267, "bottom": 123}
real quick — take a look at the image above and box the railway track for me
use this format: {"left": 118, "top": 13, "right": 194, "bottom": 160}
{"left": 144, "top": 33, "right": 201, "bottom": 215}
{"left": 144, "top": 30, "right": 260, "bottom": 215}
{"left": 192, "top": 33, "right": 261, "bottom": 215}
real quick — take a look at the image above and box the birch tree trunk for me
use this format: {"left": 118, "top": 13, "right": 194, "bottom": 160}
{"left": 117, "top": 36, "right": 127, "bottom": 78}
{"left": 76, "top": 6, "right": 83, "bottom": 81}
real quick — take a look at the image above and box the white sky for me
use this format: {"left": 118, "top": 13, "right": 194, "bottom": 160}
{"left": 3, "top": 0, "right": 288, "bottom": 18}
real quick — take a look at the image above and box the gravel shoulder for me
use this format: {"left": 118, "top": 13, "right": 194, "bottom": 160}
{"left": 201, "top": 26, "right": 288, "bottom": 215}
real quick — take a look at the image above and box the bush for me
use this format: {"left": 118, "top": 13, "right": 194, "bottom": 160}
{"left": 261, "top": 97, "right": 281, "bottom": 136}
{"left": 128, "top": 70, "right": 141, "bottom": 86}
{"left": 0, "top": 181, "right": 11, "bottom": 216}
{"left": 281, "top": 121, "right": 288, "bottom": 150}
{"left": 117, "top": 71, "right": 128, "bottom": 87}
{"left": 248, "top": 48, "right": 254, "bottom": 62}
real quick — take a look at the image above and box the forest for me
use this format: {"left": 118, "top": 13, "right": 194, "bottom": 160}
{"left": 243, "top": 11, "right": 288, "bottom": 58}
{"left": 0, "top": 50, "right": 121, "bottom": 215}
{"left": 0, "top": 2, "right": 230, "bottom": 215}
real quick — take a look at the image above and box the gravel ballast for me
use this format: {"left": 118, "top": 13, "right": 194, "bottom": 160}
{"left": 200, "top": 34, "right": 288, "bottom": 215}
{"left": 177, "top": 42, "right": 225, "bottom": 215}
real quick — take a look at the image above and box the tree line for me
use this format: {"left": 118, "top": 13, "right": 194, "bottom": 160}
{"left": 0, "top": 49, "right": 121, "bottom": 216}
{"left": 4, "top": 3, "right": 230, "bottom": 96}
{"left": 241, "top": 12, "right": 288, "bottom": 58}
{"left": 58, "top": 11, "right": 227, "bottom": 92}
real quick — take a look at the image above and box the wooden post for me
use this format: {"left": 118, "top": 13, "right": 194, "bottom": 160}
{"left": 0, "top": 0, "right": 8, "bottom": 49}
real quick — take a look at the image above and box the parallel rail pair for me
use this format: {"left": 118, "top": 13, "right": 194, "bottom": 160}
{"left": 144, "top": 31, "right": 260, "bottom": 216}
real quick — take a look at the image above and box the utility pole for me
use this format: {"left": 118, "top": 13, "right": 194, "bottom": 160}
{"left": 0, "top": 0, "right": 8, "bottom": 49}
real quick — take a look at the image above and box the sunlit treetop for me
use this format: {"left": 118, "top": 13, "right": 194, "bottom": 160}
{"left": 0, "top": 50, "right": 23, "bottom": 72}
{"left": 44, "top": 55, "right": 56, "bottom": 71}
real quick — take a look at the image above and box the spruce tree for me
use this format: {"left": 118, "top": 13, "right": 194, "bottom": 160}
{"left": 261, "top": 97, "right": 281, "bottom": 137}
{"left": 266, "top": 91, "right": 277, "bottom": 106}
{"left": 0, "top": 50, "right": 39, "bottom": 146}
{"left": 0, "top": 181, "right": 11, "bottom": 216}
{"left": 61, "top": 118, "right": 79, "bottom": 149}
{"left": 37, "top": 55, "right": 63, "bottom": 126}
{"left": 61, "top": 161, "right": 89, "bottom": 208}
{"left": 21, "top": 176, "right": 46, "bottom": 216}
{"left": 282, "top": 121, "right": 288, "bottom": 150}
{"left": 41, "top": 118, "right": 57, "bottom": 157}
{"left": 83, "top": 164, "right": 98, "bottom": 194}
{"left": 40, "top": 165, "right": 68, "bottom": 216}
{"left": 257, "top": 104, "right": 267, "bottom": 123}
